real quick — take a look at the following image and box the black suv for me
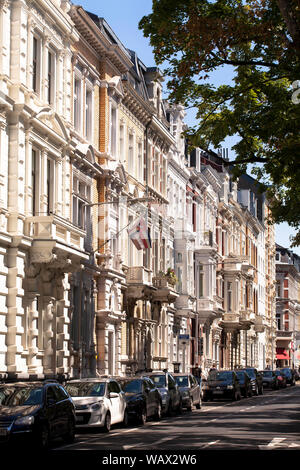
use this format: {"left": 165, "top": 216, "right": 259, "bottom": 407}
{"left": 146, "top": 371, "right": 182, "bottom": 415}
{"left": 207, "top": 370, "right": 242, "bottom": 401}
{"left": 118, "top": 377, "right": 162, "bottom": 424}
{"left": 0, "top": 381, "right": 76, "bottom": 449}
{"left": 241, "top": 368, "right": 263, "bottom": 395}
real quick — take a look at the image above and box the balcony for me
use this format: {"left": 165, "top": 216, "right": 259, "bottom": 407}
{"left": 276, "top": 330, "right": 293, "bottom": 341}
{"left": 253, "top": 315, "right": 266, "bottom": 333}
{"left": 220, "top": 313, "right": 240, "bottom": 331}
{"left": 152, "top": 274, "right": 179, "bottom": 304}
{"left": 197, "top": 298, "right": 218, "bottom": 323}
{"left": 223, "top": 254, "right": 254, "bottom": 277}
{"left": 239, "top": 309, "right": 255, "bottom": 330}
{"left": 24, "top": 214, "right": 88, "bottom": 269}
{"left": 126, "top": 266, "right": 153, "bottom": 299}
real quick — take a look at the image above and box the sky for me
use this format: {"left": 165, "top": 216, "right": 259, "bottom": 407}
{"left": 72, "top": 0, "right": 300, "bottom": 256}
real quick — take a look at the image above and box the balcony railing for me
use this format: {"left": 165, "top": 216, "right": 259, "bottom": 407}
{"left": 126, "top": 266, "right": 152, "bottom": 285}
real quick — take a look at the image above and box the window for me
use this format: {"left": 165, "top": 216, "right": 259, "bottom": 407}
{"left": 72, "top": 175, "right": 92, "bottom": 229}
{"left": 31, "top": 149, "right": 39, "bottom": 215}
{"left": 198, "top": 264, "right": 204, "bottom": 297}
{"left": 32, "top": 36, "right": 41, "bottom": 94}
{"left": 227, "top": 282, "right": 232, "bottom": 311}
{"left": 47, "top": 49, "right": 56, "bottom": 105}
{"left": 138, "top": 141, "right": 143, "bottom": 180}
{"left": 119, "top": 123, "right": 125, "bottom": 163}
{"left": 46, "top": 158, "right": 55, "bottom": 215}
{"left": 74, "top": 76, "right": 82, "bottom": 132}
{"left": 110, "top": 105, "right": 117, "bottom": 157}
{"left": 128, "top": 133, "right": 134, "bottom": 174}
{"left": 85, "top": 86, "right": 93, "bottom": 141}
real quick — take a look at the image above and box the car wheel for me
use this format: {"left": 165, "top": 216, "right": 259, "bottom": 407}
{"left": 103, "top": 412, "right": 111, "bottom": 432}
{"left": 155, "top": 402, "right": 162, "bottom": 420}
{"left": 139, "top": 408, "right": 147, "bottom": 426}
{"left": 64, "top": 418, "right": 75, "bottom": 444}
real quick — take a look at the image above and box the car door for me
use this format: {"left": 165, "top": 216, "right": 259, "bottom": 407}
{"left": 45, "top": 385, "right": 59, "bottom": 438}
{"left": 54, "top": 385, "right": 72, "bottom": 436}
{"left": 145, "top": 378, "right": 156, "bottom": 416}
{"left": 108, "top": 381, "right": 123, "bottom": 424}
{"left": 168, "top": 374, "right": 178, "bottom": 409}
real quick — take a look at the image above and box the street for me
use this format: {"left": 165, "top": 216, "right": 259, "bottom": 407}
{"left": 51, "top": 384, "right": 300, "bottom": 454}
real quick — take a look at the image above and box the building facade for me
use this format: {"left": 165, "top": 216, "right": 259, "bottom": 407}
{"left": 0, "top": 0, "right": 280, "bottom": 380}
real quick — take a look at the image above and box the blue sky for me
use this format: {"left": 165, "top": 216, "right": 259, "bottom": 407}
{"left": 73, "top": 0, "right": 300, "bottom": 256}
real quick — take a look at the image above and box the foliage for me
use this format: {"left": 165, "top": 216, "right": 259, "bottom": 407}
{"left": 139, "top": 0, "right": 300, "bottom": 245}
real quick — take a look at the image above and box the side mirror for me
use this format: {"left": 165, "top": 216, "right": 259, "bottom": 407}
{"left": 109, "top": 392, "right": 119, "bottom": 399}
{"left": 47, "top": 398, "right": 56, "bottom": 406}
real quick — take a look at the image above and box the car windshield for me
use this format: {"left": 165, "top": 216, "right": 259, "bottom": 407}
{"left": 175, "top": 376, "right": 189, "bottom": 387}
{"left": 150, "top": 375, "right": 166, "bottom": 388}
{"left": 263, "top": 371, "right": 273, "bottom": 377}
{"left": 65, "top": 382, "right": 106, "bottom": 397}
{"left": 119, "top": 380, "right": 142, "bottom": 394}
{"left": 209, "top": 371, "right": 232, "bottom": 381}
{"left": 0, "top": 386, "right": 43, "bottom": 406}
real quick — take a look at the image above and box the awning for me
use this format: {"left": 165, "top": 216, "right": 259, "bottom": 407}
{"left": 276, "top": 348, "right": 290, "bottom": 360}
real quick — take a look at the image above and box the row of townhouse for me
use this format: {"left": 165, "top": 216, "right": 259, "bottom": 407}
{"left": 0, "top": 0, "right": 277, "bottom": 381}
{"left": 275, "top": 245, "right": 300, "bottom": 370}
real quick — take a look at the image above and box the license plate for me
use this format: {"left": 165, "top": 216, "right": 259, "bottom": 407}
{"left": 0, "top": 429, "right": 8, "bottom": 436}
{"left": 213, "top": 391, "right": 223, "bottom": 395}
{"left": 76, "top": 416, "right": 84, "bottom": 423}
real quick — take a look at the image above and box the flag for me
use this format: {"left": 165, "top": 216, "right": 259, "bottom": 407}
{"left": 128, "top": 215, "right": 151, "bottom": 250}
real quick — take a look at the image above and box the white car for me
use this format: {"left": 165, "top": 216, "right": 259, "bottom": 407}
{"left": 65, "top": 378, "right": 128, "bottom": 432}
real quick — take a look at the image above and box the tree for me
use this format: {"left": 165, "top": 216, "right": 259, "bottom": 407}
{"left": 139, "top": 0, "right": 300, "bottom": 245}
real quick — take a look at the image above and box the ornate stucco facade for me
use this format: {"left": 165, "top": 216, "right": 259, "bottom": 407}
{"left": 0, "top": 0, "right": 279, "bottom": 380}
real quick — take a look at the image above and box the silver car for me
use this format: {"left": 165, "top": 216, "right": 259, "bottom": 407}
{"left": 174, "top": 373, "right": 201, "bottom": 411}
{"left": 65, "top": 378, "right": 128, "bottom": 432}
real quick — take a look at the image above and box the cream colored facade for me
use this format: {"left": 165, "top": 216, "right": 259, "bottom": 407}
{"left": 0, "top": 0, "right": 278, "bottom": 380}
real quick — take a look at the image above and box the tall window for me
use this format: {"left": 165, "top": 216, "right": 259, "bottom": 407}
{"left": 198, "top": 264, "right": 204, "bottom": 298}
{"left": 128, "top": 133, "right": 134, "bottom": 174}
{"left": 119, "top": 123, "right": 125, "bottom": 163}
{"left": 31, "top": 149, "right": 38, "bottom": 215}
{"left": 32, "top": 36, "right": 41, "bottom": 94}
{"left": 85, "top": 86, "right": 93, "bottom": 141}
{"left": 74, "top": 76, "right": 82, "bottom": 132}
{"left": 227, "top": 282, "right": 232, "bottom": 311}
{"left": 138, "top": 142, "right": 143, "bottom": 181}
{"left": 47, "top": 50, "right": 55, "bottom": 105}
{"left": 72, "top": 175, "right": 91, "bottom": 229}
{"left": 110, "top": 105, "right": 117, "bottom": 157}
{"left": 46, "top": 158, "right": 55, "bottom": 215}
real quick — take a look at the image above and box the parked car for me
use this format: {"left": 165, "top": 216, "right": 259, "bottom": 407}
{"left": 274, "top": 370, "right": 287, "bottom": 388}
{"left": 147, "top": 371, "right": 182, "bottom": 415}
{"left": 0, "top": 380, "right": 76, "bottom": 449}
{"left": 174, "top": 373, "right": 201, "bottom": 410}
{"left": 118, "top": 377, "right": 162, "bottom": 425}
{"left": 261, "top": 370, "right": 279, "bottom": 390}
{"left": 234, "top": 370, "right": 253, "bottom": 397}
{"left": 65, "top": 378, "right": 127, "bottom": 432}
{"left": 278, "top": 368, "right": 296, "bottom": 386}
{"left": 293, "top": 369, "right": 300, "bottom": 381}
{"left": 200, "top": 378, "right": 210, "bottom": 401}
{"left": 241, "top": 368, "right": 263, "bottom": 395}
{"left": 206, "top": 370, "right": 242, "bottom": 401}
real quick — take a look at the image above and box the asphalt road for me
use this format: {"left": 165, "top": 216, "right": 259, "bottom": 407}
{"left": 51, "top": 383, "right": 300, "bottom": 455}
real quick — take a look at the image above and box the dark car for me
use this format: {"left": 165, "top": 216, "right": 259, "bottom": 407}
{"left": 241, "top": 368, "right": 263, "bottom": 395}
{"left": 147, "top": 371, "right": 182, "bottom": 415}
{"left": 206, "top": 370, "right": 242, "bottom": 401}
{"left": 274, "top": 370, "right": 287, "bottom": 388}
{"left": 0, "top": 381, "right": 76, "bottom": 449}
{"left": 174, "top": 373, "right": 201, "bottom": 411}
{"left": 261, "top": 370, "right": 278, "bottom": 390}
{"left": 118, "top": 377, "right": 162, "bottom": 425}
{"left": 234, "top": 370, "right": 253, "bottom": 397}
{"left": 278, "top": 368, "right": 296, "bottom": 386}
